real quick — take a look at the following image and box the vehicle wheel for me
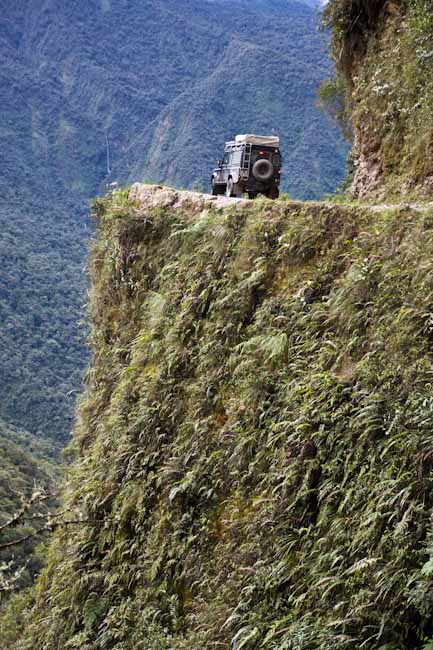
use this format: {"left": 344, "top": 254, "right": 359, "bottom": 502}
{"left": 211, "top": 178, "right": 219, "bottom": 196}
{"left": 267, "top": 187, "right": 280, "bottom": 200}
{"left": 225, "top": 178, "right": 234, "bottom": 197}
{"left": 252, "top": 159, "right": 274, "bottom": 182}
{"left": 248, "top": 192, "right": 257, "bottom": 200}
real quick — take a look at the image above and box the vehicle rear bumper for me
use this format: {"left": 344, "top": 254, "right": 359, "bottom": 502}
{"left": 245, "top": 177, "right": 280, "bottom": 192}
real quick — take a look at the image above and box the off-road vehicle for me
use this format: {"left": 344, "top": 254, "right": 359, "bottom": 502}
{"left": 211, "top": 134, "right": 281, "bottom": 199}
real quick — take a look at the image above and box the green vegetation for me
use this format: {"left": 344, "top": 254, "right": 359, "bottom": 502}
{"left": 7, "top": 2, "right": 433, "bottom": 646}
{"left": 317, "top": 76, "right": 350, "bottom": 138}
{"left": 6, "top": 188, "right": 433, "bottom": 649}
{"left": 0, "top": 198, "right": 88, "bottom": 441}
{"left": 322, "top": 0, "right": 433, "bottom": 197}
{"left": 0, "top": 0, "right": 347, "bottom": 443}
{"left": 0, "top": 418, "right": 60, "bottom": 604}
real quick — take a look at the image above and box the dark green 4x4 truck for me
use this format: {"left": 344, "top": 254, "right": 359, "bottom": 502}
{"left": 211, "top": 134, "right": 281, "bottom": 199}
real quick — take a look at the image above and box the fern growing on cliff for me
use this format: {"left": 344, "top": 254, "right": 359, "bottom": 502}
{"left": 4, "top": 187, "right": 433, "bottom": 649}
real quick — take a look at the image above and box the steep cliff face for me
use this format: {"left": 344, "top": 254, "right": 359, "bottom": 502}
{"left": 9, "top": 186, "right": 433, "bottom": 649}
{"left": 324, "top": 0, "right": 433, "bottom": 198}
{"left": 0, "top": 0, "right": 347, "bottom": 443}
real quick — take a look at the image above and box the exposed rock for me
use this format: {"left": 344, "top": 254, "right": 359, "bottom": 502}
{"left": 384, "top": 1, "right": 400, "bottom": 16}
{"left": 129, "top": 183, "right": 248, "bottom": 213}
{"left": 350, "top": 133, "right": 385, "bottom": 199}
{"left": 327, "top": 0, "right": 433, "bottom": 200}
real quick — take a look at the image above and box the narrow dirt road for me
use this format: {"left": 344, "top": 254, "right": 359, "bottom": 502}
{"left": 129, "top": 183, "right": 433, "bottom": 214}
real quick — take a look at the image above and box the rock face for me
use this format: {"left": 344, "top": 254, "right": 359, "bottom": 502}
{"left": 350, "top": 132, "right": 385, "bottom": 199}
{"left": 325, "top": 0, "right": 433, "bottom": 199}
{"left": 8, "top": 186, "right": 433, "bottom": 649}
{"left": 129, "top": 183, "right": 248, "bottom": 212}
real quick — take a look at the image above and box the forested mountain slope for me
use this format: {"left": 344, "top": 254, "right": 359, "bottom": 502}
{"left": 0, "top": 0, "right": 347, "bottom": 443}
{"left": 0, "top": 418, "right": 60, "bottom": 603}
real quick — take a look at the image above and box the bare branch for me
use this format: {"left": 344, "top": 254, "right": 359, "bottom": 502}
{"left": 0, "top": 493, "right": 51, "bottom": 533}
{"left": 0, "top": 518, "right": 105, "bottom": 551}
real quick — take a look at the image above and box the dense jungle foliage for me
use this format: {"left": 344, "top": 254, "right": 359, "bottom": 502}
{"left": 0, "top": 418, "right": 60, "bottom": 605}
{"left": 323, "top": 0, "right": 433, "bottom": 196}
{"left": 5, "top": 187, "right": 433, "bottom": 649}
{"left": 0, "top": 0, "right": 346, "bottom": 443}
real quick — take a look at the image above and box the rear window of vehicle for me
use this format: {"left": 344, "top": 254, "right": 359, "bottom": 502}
{"left": 251, "top": 150, "right": 280, "bottom": 165}
{"left": 251, "top": 150, "right": 267, "bottom": 163}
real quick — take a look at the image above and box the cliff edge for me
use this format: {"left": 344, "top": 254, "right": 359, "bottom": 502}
{"left": 6, "top": 185, "right": 433, "bottom": 649}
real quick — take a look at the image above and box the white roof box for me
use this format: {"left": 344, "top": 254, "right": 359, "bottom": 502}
{"left": 235, "top": 134, "right": 280, "bottom": 147}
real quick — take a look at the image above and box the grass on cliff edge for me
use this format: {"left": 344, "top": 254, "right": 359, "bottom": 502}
{"left": 5, "top": 189, "right": 433, "bottom": 650}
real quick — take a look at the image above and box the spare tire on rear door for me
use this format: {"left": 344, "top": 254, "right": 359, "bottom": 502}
{"left": 252, "top": 158, "right": 274, "bottom": 181}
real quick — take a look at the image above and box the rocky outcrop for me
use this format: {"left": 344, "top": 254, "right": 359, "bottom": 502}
{"left": 129, "top": 183, "right": 248, "bottom": 212}
{"left": 325, "top": 0, "right": 433, "bottom": 199}
{"left": 350, "top": 131, "right": 385, "bottom": 199}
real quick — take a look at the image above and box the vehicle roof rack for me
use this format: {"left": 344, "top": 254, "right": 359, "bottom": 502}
{"left": 235, "top": 134, "right": 280, "bottom": 147}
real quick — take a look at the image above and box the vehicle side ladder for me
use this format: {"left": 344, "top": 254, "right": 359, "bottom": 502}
{"left": 243, "top": 143, "right": 252, "bottom": 170}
